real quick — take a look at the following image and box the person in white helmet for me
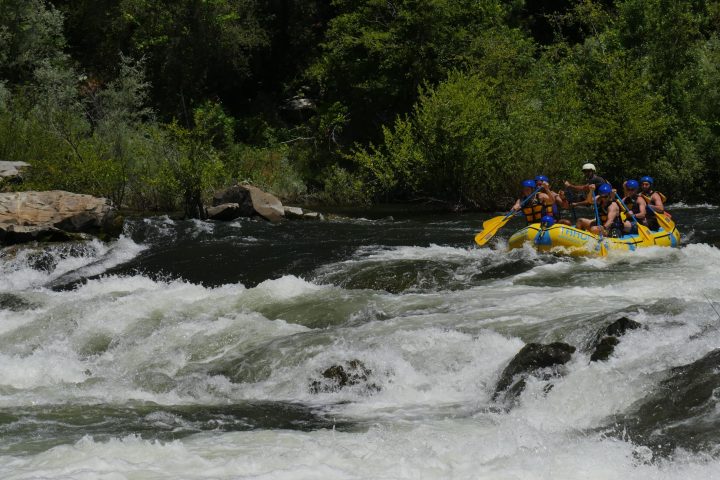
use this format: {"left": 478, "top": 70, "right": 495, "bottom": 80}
{"left": 563, "top": 163, "right": 607, "bottom": 207}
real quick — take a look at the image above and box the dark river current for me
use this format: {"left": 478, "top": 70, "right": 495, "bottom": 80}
{"left": 0, "top": 203, "right": 719, "bottom": 479}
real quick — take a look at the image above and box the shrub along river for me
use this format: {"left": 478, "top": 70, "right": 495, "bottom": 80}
{"left": 1, "top": 204, "right": 720, "bottom": 479}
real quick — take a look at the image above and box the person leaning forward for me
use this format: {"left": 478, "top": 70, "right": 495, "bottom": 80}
{"left": 511, "top": 179, "right": 554, "bottom": 224}
{"left": 576, "top": 184, "right": 626, "bottom": 236}
{"left": 563, "top": 163, "right": 606, "bottom": 207}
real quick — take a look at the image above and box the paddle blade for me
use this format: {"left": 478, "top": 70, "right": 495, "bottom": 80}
{"left": 637, "top": 224, "right": 654, "bottom": 244}
{"left": 655, "top": 211, "right": 674, "bottom": 231}
{"left": 474, "top": 215, "right": 511, "bottom": 246}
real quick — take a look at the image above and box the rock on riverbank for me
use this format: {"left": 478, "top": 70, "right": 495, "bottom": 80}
{"left": 207, "top": 184, "right": 324, "bottom": 223}
{"left": 0, "top": 190, "right": 122, "bottom": 244}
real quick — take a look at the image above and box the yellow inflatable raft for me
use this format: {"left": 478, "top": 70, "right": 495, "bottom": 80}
{"left": 507, "top": 222, "right": 680, "bottom": 256}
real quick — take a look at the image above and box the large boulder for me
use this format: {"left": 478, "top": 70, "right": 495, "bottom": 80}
{"left": 493, "top": 342, "right": 576, "bottom": 403}
{"left": 210, "top": 184, "right": 285, "bottom": 223}
{"left": 0, "top": 191, "right": 121, "bottom": 244}
{"left": 244, "top": 184, "right": 284, "bottom": 223}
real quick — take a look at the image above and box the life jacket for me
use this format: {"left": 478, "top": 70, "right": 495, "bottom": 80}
{"left": 598, "top": 200, "right": 624, "bottom": 234}
{"left": 641, "top": 190, "right": 666, "bottom": 207}
{"left": 622, "top": 194, "right": 641, "bottom": 215}
{"left": 521, "top": 196, "right": 553, "bottom": 224}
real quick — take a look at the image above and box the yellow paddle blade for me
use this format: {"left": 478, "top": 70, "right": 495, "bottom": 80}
{"left": 637, "top": 223, "right": 654, "bottom": 244}
{"left": 654, "top": 211, "right": 675, "bottom": 231}
{"left": 474, "top": 214, "right": 512, "bottom": 246}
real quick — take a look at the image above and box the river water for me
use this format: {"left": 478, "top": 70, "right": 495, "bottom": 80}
{"left": 1, "top": 205, "right": 719, "bottom": 479}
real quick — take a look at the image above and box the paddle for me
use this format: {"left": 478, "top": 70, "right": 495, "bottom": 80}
{"left": 614, "top": 193, "right": 654, "bottom": 244}
{"left": 591, "top": 190, "right": 608, "bottom": 256}
{"left": 647, "top": 205, "right": 674, "bottom": 231}
{"left": 474, "top": 187, "right": 541, "bottom": 246}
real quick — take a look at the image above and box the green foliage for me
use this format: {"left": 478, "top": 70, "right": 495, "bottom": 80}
{"left": 115, "top": 0, "right": 269, "bottom": 117}
{"left": 318, "top": 164, "right": 367, "bottom": 206}
{"left": 2, "top": 0, "right": 720, "bottom": 211}
{"left": 224, "top": 143, "right": 307, "bottom": 201}
{"left": 0, "top": 0, "right": 67, "bottom": 82}
{"left": 310, "top": 0, "right": 507, "bottom": 141}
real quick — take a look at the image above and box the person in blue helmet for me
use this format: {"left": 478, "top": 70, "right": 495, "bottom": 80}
{"left": 511, "top": 179, "right": 554, "bottom": 224}
{"left": 535, "top": 175, "right": 572, "bottom": 225}
{"left": 576, "top": 183, "right": 626, "bottom": 237}
{"left": 620, "top": 179, "right": 648, "bottom": 229}
{"left": 639, "top": 176, "right": 666, "bottom": 230}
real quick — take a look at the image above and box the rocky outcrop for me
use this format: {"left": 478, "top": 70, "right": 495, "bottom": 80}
{"left": 207, "top": 184, "right": 324, "bottom": 223}
{"left": 493, "top": 342, "right": 576, "bottom": 403}
{"left": 0, "top": 191, "right": 121, "bottom": 244}
{"left": 0, "top": 161, "right": 30, "bottom": 182}
{"left": 309, "top": 359, "right": 380, "bottom": 394}
{"left": 589, "top": 317, "right": 642, "bottom": 362}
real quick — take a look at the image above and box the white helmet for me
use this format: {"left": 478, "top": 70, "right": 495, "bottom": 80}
{"left": 581, "top": 163, "right": 596, "bottom": 171}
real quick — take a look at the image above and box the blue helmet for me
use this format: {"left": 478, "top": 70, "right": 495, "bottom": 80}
{"left": 522, "top": 179, "right": 535, "bottom": 189}
{"left": 535, "top": 175, "right": 549, "bottom": 183}
{"left": 640, "top": 176, "right": 654, "bottom": 185}
{"left": 540, "top": 215, "right": 555, "bottom": 227}
{"left": 598, "top": 183, "right": 613, "bottom": 195}
{"left": 626, "top": 179, "right": 639, "bottom": 190}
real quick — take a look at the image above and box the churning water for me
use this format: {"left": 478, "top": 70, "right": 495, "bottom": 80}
{"left": 1, "top": 206, "right": 720, "bottom": 479}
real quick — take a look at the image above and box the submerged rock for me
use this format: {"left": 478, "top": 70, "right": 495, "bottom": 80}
{"left": 309, "top": 359, "right": 381, "bottom": 394}
{"left": 0, "top": 293, "right": 34, "bottom": 311}
{"left": 0, "top": 190, "right": 121, "bottom": 245}
{"left": 493, "top": 342, "right": 576, "bottom": 402}
{"left": 615, "top": 348, "right": 720, "bottom": 456}
{"left": 589, "top": 317, "right": 642, "bottom": 362}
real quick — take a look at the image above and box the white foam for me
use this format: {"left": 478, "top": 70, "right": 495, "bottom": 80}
{"left": 0, "top": 236, "right": 145, "bottom": 291}
{"left": 1, "top": 426, "right": 719, "bottom": 480}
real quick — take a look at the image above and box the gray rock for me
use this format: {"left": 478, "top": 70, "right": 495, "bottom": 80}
{"left": 283, "top": 206, "right": 304, "bottom": 219}
{"left": 0, "top": 191, "right": 121, "bottom": 244}
{"left": 206, "top": 203, "right": 244, "bottom": 221}
{"left": 210, "top": 184, "right": 285, "bottom": 223}
{"left": 302, "top": 211, "right": 324, "bottom": 221}
{"left": 244, "top": 184, "right": 284, "bottom": 223}
{"left": 309, "top": 359, "right": 380, "bottom": 394}
{"left": 0, "top": 161, "right": 30, "bottom": 178}
{"left": 493, "top": 342, "right": 576, "bottom": 402}
{"left": 589, "top": 317, "right": 642, "bottom": 362}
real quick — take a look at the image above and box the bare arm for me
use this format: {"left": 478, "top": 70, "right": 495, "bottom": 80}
{"left": 569, "top": 185, "right": 595, "bottom": 207}
{"left": 603, "top": 203, "right": 620, "bottom": 230}
{"left": 634, "top": 196, "right": 647, "bottom": 220}
{"left": 650, "top": 192, "right": 664, "bottom": 213}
